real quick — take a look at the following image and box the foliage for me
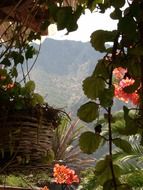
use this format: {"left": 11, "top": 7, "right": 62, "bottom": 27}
{"left": 74, "top": 0, "right": 143, "bottom": 189}
{"left": 52, "top": 115, "right": 95, "bottom": 170}
{"left": 0, "top": 0, "right": 84, "bottom": 111}
{"left": 0, "top": 171, "right": 51, "bottom": 188}
{"left": 78, "top": 168, "right": 99, "bottom": 190}
{"left": 2, "top": 0, "right": 143, "bottom": 189}
{"left": 125, "top": 171, "right": 143, "bottom": 189}
{"left": 2, "top": 175, "right": 28, "bottom": 187}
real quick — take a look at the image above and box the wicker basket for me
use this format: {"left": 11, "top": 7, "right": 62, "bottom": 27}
{"left": 0, "top": 106, "right": 61, "bottom": 171}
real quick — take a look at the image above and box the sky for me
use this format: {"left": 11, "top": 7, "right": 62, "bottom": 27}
{"left": 46, "top": 8, "right": 117, "bottom": 42}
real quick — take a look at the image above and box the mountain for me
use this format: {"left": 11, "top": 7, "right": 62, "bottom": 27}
{"left": 29, "top": 38, "right": 103, "bottom": 113}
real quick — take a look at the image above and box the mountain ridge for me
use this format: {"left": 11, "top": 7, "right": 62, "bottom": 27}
{"left": 30, "top": 38, "right": 103, "bottom": 112}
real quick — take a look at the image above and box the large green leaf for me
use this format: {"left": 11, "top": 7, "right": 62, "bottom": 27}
{"left": 83, "top": 76, "right": 105, "bottom": 99}
{"left": 90, "top": 30, "right": 117, "bottom": 52}
{"left": 110, "top": 8, "right": 122, "bottom": 20}
{"left": 79, "top": 131, "right": 101, "bottom": 154}
{"left": 99, "top": 87, "right": 114, "bottom": 107}
{"left": 93, "top": 59, "right": 109, "bottom": 79}
{"left": 97, "top": 164, "right": 122, "bottom": 185}
{"left": 118, "top": 16, "right": 137, "bottom": 40}
{"left": 113, "top": 138, "right": 132, "bottom": 153}
{"left": 95, "top": 157, "right": 109, "bottom": 174}
{"left": 111, "top": 0, "right": 125, "bottom": 8}
{"left": 123, "top": 106, "right": 138, "bottom": 135}
{"left": 56, "top": 7, "right": 72, "bottom": 30}
{"left": 77, "top": 101, "right": 99, "bottom": 123}
{"left": 56, "top": 6, "right": 80, "bottom": 32}
{"left": 126, "top": 57, "right": 141, "bottom": 78}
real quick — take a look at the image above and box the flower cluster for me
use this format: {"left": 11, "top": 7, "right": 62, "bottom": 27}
{"left": 113, "top": 67, "right": 139, "bottom": 105}
{"left": 53, "top": 164, "right": 80, "bottom": 185}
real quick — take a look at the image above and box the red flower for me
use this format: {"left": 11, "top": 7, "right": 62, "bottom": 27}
{"left": 113, "top": 67, "right": 139, "bottom": 105}
{"left": 53, "top": 164, "right": 79, "bottom": 185}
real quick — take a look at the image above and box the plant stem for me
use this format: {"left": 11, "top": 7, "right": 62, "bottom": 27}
{"left": 107, "top": 33, "right": 120, "bottom": 190}
{"left": 107, "top": 107, "right": 117, "bottom": 190}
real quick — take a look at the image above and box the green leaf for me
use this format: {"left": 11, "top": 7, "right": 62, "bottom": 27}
{"left": 123, "top": 106, "right": 138, "bottom": 135}
{"left": 93, "top": 59, "right": 109, "bottom": 79}
{"left": 97, "top": 164, "right": 121, "bottom": 185}
{"left": 56, "top": 7, "right": 72, "bottom": 31}
{"left": 111, "top": 0, "right": 125, "bottom": 8}
{"left": 24, "top": 80, "right": 35, "bottom": 93}
{"left": 1, "top": 57, "right": 11, "bottom": 66}
{"left": 10, "top": 51, "right": 24, "bottom": 65}
{"left": 110, "top": 8, "right": 122, "bottom": 20}
{"left": 77, "top": 101, "right": 99, "bottom": 123}
{"left": 10, "top": 67, "right": 18, "bottom": 78}
{"left": 113, "top": 138, "right": 132, "bottom": 153}
{"left": 127, "top": 57, "right": 141, "bottom": 78}
{"left": 31, "top": 93, "right": 44, "bottom": 106}
{"left": 66, "top": 16, "right": 78, "bottom": 32}
{"left": 130, "top": 2, "right": 140, "bottom": 18}
{"left": 83, "top": 76, "right": 105, "bottom": 99}
{"left": 99, "top": 87, "right": 114, "bottom": 107}
{"left": 118, "top": 16, "right": 137, "bottom": 40}
{"left": 95, "top": 158, "right": 109, "bottom": 174}
{"left": 90, "top": 30, "right": 117, "bottom": 52}
{"left": 79, "top": 132, "right": 101, "bottom": 154}
{"left": 25, "top": 46, "right": 36, "bottom": 60}
{"left": 66, "top": 6, "right": 83, "bottom": 32}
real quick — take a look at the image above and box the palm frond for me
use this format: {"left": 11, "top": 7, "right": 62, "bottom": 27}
{"left": 52, "top": 115, "right": 95, "bottom": 170}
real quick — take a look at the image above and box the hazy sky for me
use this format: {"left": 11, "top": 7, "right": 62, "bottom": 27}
{"left": 46, "top": 8, "right": 117, "bottom": 42}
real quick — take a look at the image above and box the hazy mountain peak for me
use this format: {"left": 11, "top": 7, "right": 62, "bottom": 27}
{"left": 31, "top": 38, "right": 103, "bottom": 113}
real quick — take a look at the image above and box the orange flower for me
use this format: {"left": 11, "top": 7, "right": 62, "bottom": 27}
{"left": 40, "top": 186, "right": 49, "bottom": 190}
{"left": 53, "top": 164, "right": 79, "bottom": 185}
{"left": 113, "top": 67, "right": 139, "bottom": 105}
